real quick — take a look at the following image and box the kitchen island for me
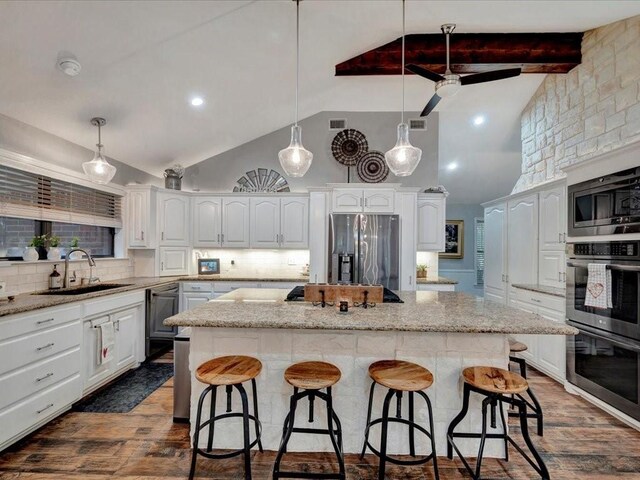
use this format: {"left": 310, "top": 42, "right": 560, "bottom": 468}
{"left": 165, "top": 288, "right": 576, "bottom": 457}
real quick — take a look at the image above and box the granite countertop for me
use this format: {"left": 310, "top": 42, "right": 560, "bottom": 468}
{"left": 165, "top": 288, "right": 577, "bottom": 335}
{"left": 417, "top": 276, "right": 458, "bottom": 285}
{"left": 0, "top": 275, "right": 309, "bottom": 317}
{"left": 511, "top": 284, "right": 566, "bottom": 298}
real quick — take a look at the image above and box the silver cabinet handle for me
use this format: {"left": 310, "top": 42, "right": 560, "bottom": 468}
{"left": 531, "top": 298, "right": 542, "bottom": 303}
{"left": 559, "top": 233, "right": 562, "bottom": 243}
{"left": 221, "top": 234, "right": 224, "bottom": 243}
{"left": 36, "top": 318, "right": 54, "bottom": 325}
{"left": 141, "top": 231, "right": 144, "bottom": 241}
{"left": 114, "top": 320, "right": 120, "bottom": 332}
{"left": 562, "top": 272, "right": 566, "bottom": 282}
{"left": 409, "top": 275, "right": 413, "bottom": 285}
{"left": 276, "top": 234, "right": 279, "bottom": 243}
{"left": 217, "top": 234, "right": 220, "bottom": 243}
{"left": 281, "top": 234, "right": 284, "bottom": 244}
{"left": 36, "top": 372, "right": 54, "bottom": 382}
{"left": 37, "top": 403, "right": 54, "bottom": 414}
{"left": 161, "top": 262, "right": 165, "bottom": 271}
{"left": 161, "top": 231, "right": 164, "bottom": 241}
{"left": 36, "top": 343, "right": 54, "bottom": 351}
{"left": 558, "top": 271, "right": 562, "bottom": 282}
{"left": 192, "top": 286, "right": 201, "bottom": 290}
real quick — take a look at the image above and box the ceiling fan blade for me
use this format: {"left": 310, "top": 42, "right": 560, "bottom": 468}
{"left": 405, "top": 64, "right": 445, "bottom": 83}
{"left": 460, "top": 68, "right": 522, "bottom": 86}
{"left": 420, "top": 93, "right": 441, "bottom": 117}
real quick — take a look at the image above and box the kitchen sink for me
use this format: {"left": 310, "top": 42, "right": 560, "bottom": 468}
{"left": 33, "top": 283, "right": 133, "bottom": 296}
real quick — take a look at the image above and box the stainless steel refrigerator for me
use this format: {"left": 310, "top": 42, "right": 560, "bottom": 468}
{"left": 328, "top": 214, "right": 400, "bottom": 290}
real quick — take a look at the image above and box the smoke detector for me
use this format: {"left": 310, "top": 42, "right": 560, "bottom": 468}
{"left": 57, "top": 57, "right": 81, "bottom": 76}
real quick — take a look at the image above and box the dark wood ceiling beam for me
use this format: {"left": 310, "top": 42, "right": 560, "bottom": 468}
{"left": 335, "top": 32, "right": 583, "bottom": 76}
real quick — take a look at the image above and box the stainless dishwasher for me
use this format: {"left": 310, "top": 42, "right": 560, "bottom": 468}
{"left": 173, "top": 327, "right": 191, "bottom": 423}
{"left": 145, "top": 283, "right": 179, "bottom": 357}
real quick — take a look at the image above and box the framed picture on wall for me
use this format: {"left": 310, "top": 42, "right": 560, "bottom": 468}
{"left": 440, "top": 220, "right": 464, "bottom": 259}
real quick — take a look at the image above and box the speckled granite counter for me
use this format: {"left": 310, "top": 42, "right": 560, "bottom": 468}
{"left": 165, "top": 288, "right": 576, "bottom": 335}
{"left": 416, "top": 276, "right": 458, "bottom": 285}
{"left": 512, "top": 283, "right": 566, "bottom": 298}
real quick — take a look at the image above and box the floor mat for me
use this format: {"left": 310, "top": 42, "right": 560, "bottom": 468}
{"left": 73, "top": 362, "right": 174, "bottom": 413}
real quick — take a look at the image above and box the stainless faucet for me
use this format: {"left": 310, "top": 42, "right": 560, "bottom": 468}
{"left": 64, "top": 249, "right": 97, "bottom": 288}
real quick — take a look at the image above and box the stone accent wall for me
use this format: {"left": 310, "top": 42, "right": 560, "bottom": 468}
{"left": 515, "top": 16, "right": 640, "bottom": 192}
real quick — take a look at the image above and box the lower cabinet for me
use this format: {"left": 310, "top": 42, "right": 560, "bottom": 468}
{"left": 159, "top": 246, "right": 190, "bottom": 276}
{"left": 510, "top": 288, "right": 566, "bottom": 383}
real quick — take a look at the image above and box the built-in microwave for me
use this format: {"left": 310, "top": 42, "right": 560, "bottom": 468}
{"left": 568, "top": 166, "right": 640, "bottom": 236}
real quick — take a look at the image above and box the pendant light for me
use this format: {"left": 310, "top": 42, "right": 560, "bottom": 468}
{"left": 278, "top": 0, "right": 313, "bottom": 178}
{"left": 385, "top": 0, "right": 422, "bottom": 177}
{"left": 83, "top": 117, "right": 116, "bottom": 184}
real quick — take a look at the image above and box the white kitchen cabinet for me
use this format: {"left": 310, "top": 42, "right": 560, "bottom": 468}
{"left": 250, "top": 197, "right": 280, "bottom": 248}
{"left": 127, "top": 187, "right": 156, "bottom": 248}
{"left": 82, "top": 315, "right": 113, "bottom": 389}
{"left": 249, "top": 196, "right": 309, "bottom": 249}
{"left": 417, "top": 194, "right": 446, "bottom": 251}
{"left": 222, "top": 198, "right": 250, "bottom": 247}
{"left": 507, "top": 194, "right": 539, "bottom": 289}
{"left": 539, "top": 251, "right": 565, "bottom": 288}
{"left": 183, "top": 294, "right": 211, "bottom": 311}
{"left": 113, "top": 307, "right": 139, "bottom": 371}
{"left": 280, "top": 197, "right": 309, "bottom": 248}
{"left": 180, "top": 282, "right": 214, "bottom": 312}
{"left": 159, "top": 247, "right": 189, "bottom": 276}
{"left": 538, "top": 185, "right": 566, "bottom": 251}
{"left": 158, "top": 192, "right": 190, "bottom": 246}
{"left": 332, "top": 188, "right": 395, "bottom": 213}
{"left": 484, "top": 203, "right": 507, "bottom": 304}
{"left": 193, "top": 197, "right": 223, "bottom": 247}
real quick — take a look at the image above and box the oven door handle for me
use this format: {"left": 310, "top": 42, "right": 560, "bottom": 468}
{"left": 566, "top": 262, "right": 640, "bottom": 272}
{"left": 569, "top": 322, "right": 640, "bottom": 352}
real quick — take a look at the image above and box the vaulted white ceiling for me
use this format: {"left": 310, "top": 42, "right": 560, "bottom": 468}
{"left": 0, "top": 1, "right": 639, "bottom": 202}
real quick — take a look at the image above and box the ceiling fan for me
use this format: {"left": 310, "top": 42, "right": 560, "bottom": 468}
{"left": 406, "top": 24, "right": 522, "bottom": 117}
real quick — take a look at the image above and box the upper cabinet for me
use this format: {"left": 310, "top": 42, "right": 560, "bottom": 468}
{"left": 222, "top": 198, "right": 251, "bottom": 248}
{"left": 539, "top": 185, "right": 566, "bottom": 252}
{"left": 280, "top": 197, "right": 309, "bottom": 248}
{"left": 507, "top": 194, "right": 539, "bottom": 286}
{"left": 192, "top": 197, "right": 223, "bottom": 247}
{"left": 484, "top": 203, "right": 507, "bottom": 304}
{"left": 332, "top": 188, "right": 395, "bottom": 213}
{"left": 250, "top": 197, "right": 280, "bottom": 248}
{"left": 250, "top": 196, "right": 309, "bottom": 249}
{"left": 158, "top": 192, "right": 190, "bottom": 246}
{"left": 416, "top": 194, "right": 446, "bottom": 251}
{"left": 127, "top": 187, "right": 156, "bottom": 249}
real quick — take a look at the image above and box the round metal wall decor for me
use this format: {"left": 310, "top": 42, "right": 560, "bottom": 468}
{"left": 233, "top": 169, "right": 290, "bottom": 192}
{"left": 331, "top": 129, "right": 368, "bottom": 166}
{"left": 356, "top": 150, "right": 389, "bottom": 183}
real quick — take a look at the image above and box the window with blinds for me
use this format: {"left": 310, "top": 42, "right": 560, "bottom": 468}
{"left": 474, "top": 217, "right": 485, "bottom": 286}
{"left": 0, "top": 164, "right": 122, "bottom": 228}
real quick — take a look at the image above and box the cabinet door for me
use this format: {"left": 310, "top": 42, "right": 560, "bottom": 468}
{"left": 539, "top": 251, "right": 565, "bottom": 288}
{"left": 159, "top": 247, "right": 189, "bottom": 276}
{"left": 508, "top": 299, "right": 538, "bottom": 364}
{"left": 484, "top": 204, "right": 507, "bottom": 303}
{"left": 250, "top": 198, "right": 280, "bottom": 248}
{"left": 417, "top": 196, "right": 445, "bottom": 251}
{"left": 159, "top": 194, "right": 190, "bottom": 246}
{"left": 113, "top": 307, "right": 139, "bottom": 371}
{"left": 128, "top": 190, "right": 150, "bottom": 248}
{"left": 537, "top": 305, "right": 566, "bottom": 382}
{"left": 82, "top": 316, "right": 113, "bottom": 391}
{"left": 183, "top": 293, "right": 211, "bottom": 311}
{"left": 222, "top": 198, "right": 250, "bottom": 247}
{"left": 539, "top": 185, "right": 566, "bottom": 252}
{"left": 193, "top": 197, "right": 222, "bottom": 247}
{"left": 332, "top": 189, "right": 363, "bottom": 213}
{"left": 363, "top": 189, "right": 395, "bottom": 213}
{"left": 281, "top": 197, "right": 309, "bottom": 248}
{"left": 507, "top": 195, "right": 538, "bottom": 286}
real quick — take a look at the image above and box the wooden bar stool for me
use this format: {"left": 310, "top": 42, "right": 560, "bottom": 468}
{"left": 273, "top": 361, "right": 345, "bottom": 480}
{"left": 360, "top": 360, "right": 439, "bottom": 480}
{"left": 447, "top": 366, "right": 550, "bottom": 480}
{"left": 189, "top": 355, "right": 263, "bottom": 480}
{"left": 508, "top": 339, "right": 544, "bottom": 436}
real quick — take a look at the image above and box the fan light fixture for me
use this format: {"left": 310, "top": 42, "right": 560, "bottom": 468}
{"left": 278, "top": 0, "right": 312, "bottom": 178}
{"left": 82, "top": 117, "right": 116, "bottom": 185}
{"left": 385, "top": 0, "right": 422, "bottom": 177}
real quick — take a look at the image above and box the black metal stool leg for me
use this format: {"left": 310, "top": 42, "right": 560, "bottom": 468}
{"left": 326, "top": 387, "right": 346, "bottom": 479}
{"left": 447, "top": 382, "right": 471, "bottom": 460}
{"left": 378, "top": 389, "right": 396, "bottom": 480}
{"left": 517, "top": 400, "right": 550, "bottom": 480}
{"left": 474, "top": 396, "right": 492, "bottom": 480}
{"left": 360, "top": 380, "right": 376, "bottom": 459}
{"left": 189, "top": 385, "right": 212, "bottom": 480}
{"left": 273, "top": 391, "right": 298, "bottom": 478}
{"left": 206, "top": 386, "right": 218, "bottom": 452}
{"left": 235, "top": 383, "right": 252, "bottom": 480}
{"left": 527, "top": 386, "right": 544, "bottom": 437}
{"left": 251, "top": 379, "right": 264, "bottom": 452}
{"left": 499, "top": 396, "right": 509, "bottom": 462}
{"left": 417, "top": 390, "right": 440, "bottom": 480}
{"left": 408, "top": 391, "right": 416, "bottom": 457}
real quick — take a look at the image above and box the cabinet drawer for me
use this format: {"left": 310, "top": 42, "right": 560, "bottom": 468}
{"left": 0, "top": 373, "right": 81, "bottom": 448}
{"left": 213, "top": 282, "right": 259, "bottom": 293}
{"left": 0, "top": 348, "right": 81, "bottom": 411}
{"left": 0, "top": 304, "right": 82, "bottom": 341}
{"left": 0, "top": 321, "right": 81, "bottom": 376}
{"left": 182, "top": 282, "right": 214, "bottom": 293}
{"left": 522, "top": 291, "right": 565, "bottom": 313}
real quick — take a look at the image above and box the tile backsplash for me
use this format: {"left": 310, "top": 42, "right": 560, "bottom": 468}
{"left": 193, "top": 249, "right": 309, "bottom": 278}
{"left": 0, "top": 258, "right": 134, "bottom": 294}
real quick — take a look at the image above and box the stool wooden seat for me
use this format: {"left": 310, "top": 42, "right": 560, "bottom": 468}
{"left": 369, "top": 359, "right": 434, "bottom": 392}
{"left": 463, "top": 366, "right": 528, "bottom": 395}
{"left": 195, "top": 355, "right": 262, "bottom": 386}
{"left": 284, "top": 361, "right": 341, "bottom": 390}
{"left": 509, "top": 340, "right": 528, "bottom": 353}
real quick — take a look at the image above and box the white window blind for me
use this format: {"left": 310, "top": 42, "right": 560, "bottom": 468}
{"left": 474, "top": 217, "right": 485, "bottom": 286}
{"left": 0, "top": 164, "right": 122, "bottom": 228}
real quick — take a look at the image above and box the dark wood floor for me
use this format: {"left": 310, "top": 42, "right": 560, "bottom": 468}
{"left": 1, "top": 366, "right": 640, "bottom": 479}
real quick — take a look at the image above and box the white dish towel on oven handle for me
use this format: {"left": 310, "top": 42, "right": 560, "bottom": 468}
{"left": 584, "top": 263, "right": 613, "bottom": 309}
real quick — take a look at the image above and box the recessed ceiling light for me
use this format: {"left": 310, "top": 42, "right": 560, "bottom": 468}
{"left": 190, "top": 97, "right": 204, "bottom": 107}
{"left": 473, "top": 115, "right": 485, "bottom": 126}
{"left": 447, "top": 162, "right": 458, "bottom": 171}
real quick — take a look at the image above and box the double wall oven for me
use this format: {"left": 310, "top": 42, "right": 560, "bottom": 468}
{"left": 566, "top": 241, "right": 640, "bottom": 420}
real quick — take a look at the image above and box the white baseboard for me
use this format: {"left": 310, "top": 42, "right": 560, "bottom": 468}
{"left": 564, "top": 382, "right": 640, "bottom": 431}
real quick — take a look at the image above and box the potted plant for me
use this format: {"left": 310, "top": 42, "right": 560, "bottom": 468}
{"left": 24, "top": 234, "right": 47, "bottom": 261}
{"left": 416, "top": 264, "right": 428, "bottom": 279}
{"left": 47, "top": 234, "right": 62, "bottom": 261}
{"left": 68, "top": 236, "right": 82, "bottom": 260}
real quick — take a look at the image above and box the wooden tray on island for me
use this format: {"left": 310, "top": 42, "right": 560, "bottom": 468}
{"left": 303, "top": 283, "right": 383, "bottom": 305}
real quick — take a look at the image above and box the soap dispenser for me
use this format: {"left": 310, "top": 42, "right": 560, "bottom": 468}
{"left": 49, "top": 264, "right": 62, "bottom": 290}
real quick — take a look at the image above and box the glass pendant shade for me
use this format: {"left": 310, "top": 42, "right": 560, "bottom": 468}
{"left": 82, "top": 145, "right": 116, "bottom": 184}
{"left": 385, "top": 123, "right": 422, "bottom": 177}
{"left": 278, "top": 125, "right": 313, "bottom": 177}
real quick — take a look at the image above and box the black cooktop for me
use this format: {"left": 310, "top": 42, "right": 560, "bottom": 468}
{"left": 285, "top": 286, "right": 403, "bottom": 303}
